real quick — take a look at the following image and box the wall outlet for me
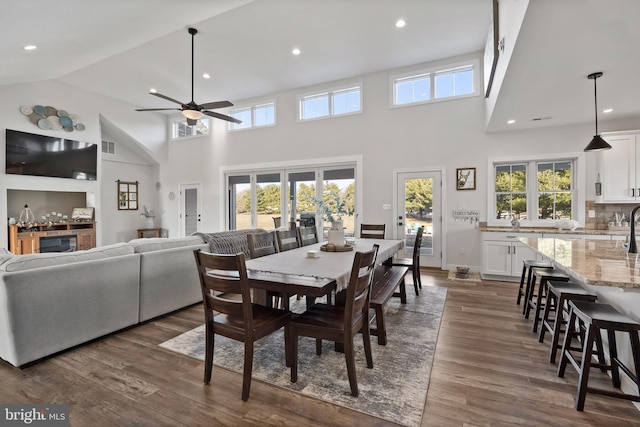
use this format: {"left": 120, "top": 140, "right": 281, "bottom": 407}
{"left": 588, "top": 209, "right": 596, "bottom": 218}
{"left": 459, "top": 247, "right": 465, "bottom": 255}
{"left": 382, "top": 203, "right": 391, "bottom": 210}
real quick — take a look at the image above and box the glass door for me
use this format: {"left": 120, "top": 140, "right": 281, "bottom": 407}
{"left": 396, "top": 171, "right": 442, "bottom": 268}
{"left": 286, "top": 170, "right": 317, "bottom": 230}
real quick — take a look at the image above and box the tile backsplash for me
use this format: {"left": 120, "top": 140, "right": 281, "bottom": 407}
{"left": 585, "top": 200, "right": 640, "bottom": 230}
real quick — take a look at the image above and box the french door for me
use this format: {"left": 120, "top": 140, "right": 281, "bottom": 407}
{"left": 396, "top": 171, "right": 442, "bottom": 268}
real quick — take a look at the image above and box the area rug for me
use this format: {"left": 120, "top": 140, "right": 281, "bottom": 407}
{"left": 160, "top": 287, "right": 447, "bottom": 427}
{"left": 447, "top": 270, "right": 482, "bottom": 282}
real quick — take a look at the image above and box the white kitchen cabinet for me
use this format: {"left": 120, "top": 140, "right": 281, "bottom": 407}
{"left": 600, "top": 133, "right": 640, "bottom": 202}
{"left": 481, "top": 232, "right": 541, "bottom": 280}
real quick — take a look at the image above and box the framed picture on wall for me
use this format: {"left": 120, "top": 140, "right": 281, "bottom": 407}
{"left": 456, "top": 168, "right": 476, "bottom": 191}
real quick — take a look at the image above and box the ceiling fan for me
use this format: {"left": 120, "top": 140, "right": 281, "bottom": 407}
{"left": 136, "top": 27, "right": 241, "bottom": 125}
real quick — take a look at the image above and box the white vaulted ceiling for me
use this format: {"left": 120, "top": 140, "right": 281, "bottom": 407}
{"left": 1, "top": 0, "right": 639, "bottom": 133}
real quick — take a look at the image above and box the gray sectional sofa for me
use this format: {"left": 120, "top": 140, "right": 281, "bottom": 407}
{"left": 0, "top": 229, "right": 266, "bottom": 367}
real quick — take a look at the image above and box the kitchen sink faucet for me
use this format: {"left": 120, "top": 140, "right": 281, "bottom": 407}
{"left": 628, "top": 205, "right": 640, "bottom": 253}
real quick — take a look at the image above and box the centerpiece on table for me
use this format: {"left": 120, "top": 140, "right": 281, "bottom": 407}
{"left": 313, "top": 190, "right": 353, "bottom": 246}
{"left": 140, "top": 205, "right": 155, "bottom": 228}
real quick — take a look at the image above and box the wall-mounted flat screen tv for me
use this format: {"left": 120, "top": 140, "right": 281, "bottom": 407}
{"left": 5, "top": 129, "right": 97, "bottom": 180}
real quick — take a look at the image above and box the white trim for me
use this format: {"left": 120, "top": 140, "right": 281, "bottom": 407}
{"left": 296, "top": 81, "right": 363, "bottom": 123}
{"left": 228, "top": 99, "right": 277, "bottom": 132}
{"left": 219, "top": 155, "right": 363, "bottom": 231}
{"left": 392, "top": 165, "right": 447, "bottom": 270}
{"left": 486, "top": 152, "right": 586, "bottom": 227}
{"left": 168, "top": 114, "right": 210, "bottom": 141}
{"left": 389, "top": 58, "right": 480, "bottom": 109}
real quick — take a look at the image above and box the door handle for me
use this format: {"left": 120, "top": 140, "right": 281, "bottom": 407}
{"left": 507, "top": 246, "right": 510, "bottom": 254}
{"left": 398, "top": 222, "right": 403, "bottom": 226}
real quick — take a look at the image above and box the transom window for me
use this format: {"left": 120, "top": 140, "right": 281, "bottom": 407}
{"left": 299, "top": 84, "right": 362, "bottom": 121}
{"left": 171, "top": 117, "right": 209, "bottom": 140}
{"left": 489, "top": 154, "right": 583, "bottom": 226}
{"left": 391, "top": 60, "right": 478, "bottom": 107}
{"left": 229, "top": 101, "right": 276, "bottom": 131}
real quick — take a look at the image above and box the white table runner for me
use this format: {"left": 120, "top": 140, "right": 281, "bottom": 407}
{"left": 245, "top": 238, "right": 403, "bottom": 291}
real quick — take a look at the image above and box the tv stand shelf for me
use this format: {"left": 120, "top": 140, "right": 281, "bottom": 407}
{"left": 8, "top": 222, "right": 96, "bottom": 254}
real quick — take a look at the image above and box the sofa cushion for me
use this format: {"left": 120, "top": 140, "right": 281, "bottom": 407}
{"left": 0, "top": 248, "right": 13, "bottom": 266}
{"left": 0, "top": 242, "right": 134, "bottom": 272}
{"left": 193, "top": 229, "right": 267, "bottom": 258}
{"left": 128, "top": 236, "right": 205, "bottom": 253}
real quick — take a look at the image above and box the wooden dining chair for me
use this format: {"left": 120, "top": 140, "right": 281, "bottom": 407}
{"left": 297, "top": 226, "right": 319, "bottom": 246}
{"left": 289, "top": 244, "right": 379, "bottom": 397}
{"left": 247, "top": 231, "right": 278, "bottom": 259}
{"left": 272, "top": 216, "right": 282, "bottom": 229}
{"left": 193, "top": 249, "right": 292, "bottom": 401}
{"left": 360, "top": 223, "right": 385, "bottom": 239}
{"left": 276, "top": 227, "right": 300, "bottom": 252}
{"left": 247, "top": 231, "right": 286, "bottom": 308}
{"left": 391, "top": 225, "right": 423, "bottom": 295}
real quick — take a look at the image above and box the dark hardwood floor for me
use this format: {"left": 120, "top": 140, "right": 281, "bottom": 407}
{"left": 1, "top": 271, "right": 639, "bottom": 426}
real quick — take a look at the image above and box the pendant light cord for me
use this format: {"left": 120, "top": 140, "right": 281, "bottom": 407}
{"left": 593, "top": 74, "right": 599, "bottom": 135}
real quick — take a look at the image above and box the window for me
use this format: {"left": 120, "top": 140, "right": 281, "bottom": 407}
{"left": 537, "top": 161, "right": 573, "bottom": 220}
{"left": 495, "top": 164, "right": 527, "bottom": 220}
{"left": 489, "top": 154, "right": 584, "bottom": 226}
{"left": 229, "top": 101, "right": 276, "bottom": 131}
{"left": 171, "top": 117, "right": 209, "bottom": 139}
{"left": 299, "top": 84, "right": 362, "bottom": 121}
{"left": 391, "top": 60, "right": 478, "bottom": 107}
{"left": 102, "top": 140, "right": 115, "bottom": 154}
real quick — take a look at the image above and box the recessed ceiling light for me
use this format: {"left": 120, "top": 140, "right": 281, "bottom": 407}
{"left": 602, "top": 108, "right": 613, "bottom": 113}
{"left": 292, "top": 48, "right": 301, "bottom": 55}
{"left": 396, "top": 19, "right": 406, "bottom": 28}
{"left": 149, "top": 88, "right": 157, "bottom": 93}
{"left": 507, "top": 119, "right": 516, "bottom": 124}
{"left": 23, "top": 45, "right": 37, "bottom": 51}
{"left": 202, "top": 73, "right": 210, "bottom": 79}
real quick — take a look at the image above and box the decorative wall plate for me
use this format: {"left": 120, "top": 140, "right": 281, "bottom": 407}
{"left": 20, "top": 105, "right": 86, "bottom": 132}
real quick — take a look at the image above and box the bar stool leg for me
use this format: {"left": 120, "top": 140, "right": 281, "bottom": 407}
{"left": 557, "top": 308, "right": 577, "bottom": 379}
{"left": 532, "top": 278, "right": 548, "bottom": 333}
{"left": 538, "top": 290, "right": 555, "bottom": 344}
{"left": 608, "top": 329, "right": 621, "bottom": 388}
{"left": 524, "top": 274, "right": 538, "bottom": 319}
{"left": 631, "top": 331, "right": 640, "bottom": 396}
{"left": 517, "top": 263, "right": 527, "bottom": 305}
{"left": 575, "top": 323, "right": 597, "bottom": 411}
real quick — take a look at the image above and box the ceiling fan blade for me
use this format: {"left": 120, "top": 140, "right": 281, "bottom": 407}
{"left": 150, "top": 92, "right": 186, "bottom": 107}
{"left": 203, "top": 110, "right": 242, "bottom": 124}
{"left": 198, "top": 100, "right": 233, "bottom": 110}
{"left": 135, "top": 108, "right": 181, "bottom": 112}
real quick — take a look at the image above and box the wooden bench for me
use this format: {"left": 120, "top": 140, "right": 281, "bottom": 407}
{"left": 369, "top": 265, "right": 409, "bottom": 345}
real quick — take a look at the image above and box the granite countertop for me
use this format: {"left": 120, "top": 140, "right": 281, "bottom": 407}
{"left": 519, "top": 236, "right": 640, "bottom": 288}
{"left": 480, "top": 225, "right": 629, "bottom": 236}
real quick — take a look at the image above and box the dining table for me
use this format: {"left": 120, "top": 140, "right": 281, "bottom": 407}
{"left": 245, "top": 238, "right": 404, "bottom": 305}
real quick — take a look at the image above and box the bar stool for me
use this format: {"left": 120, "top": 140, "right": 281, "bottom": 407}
{"left": 538, "top": 280, "right": 598, "bottom": 363}
{"left": 558, "top": 300, "right": 640, "bottom": 411}
{"left": 524, "top": 268, "right": 570, "bottom": 333}
{"left": 517, "top": 260, "right": 553, "bottom": 306}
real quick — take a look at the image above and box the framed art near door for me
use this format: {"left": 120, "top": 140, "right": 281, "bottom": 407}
{"left": 456, "top": 168, "right": 476, "bottom": 190}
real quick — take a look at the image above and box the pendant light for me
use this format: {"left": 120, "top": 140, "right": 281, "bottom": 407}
{"left": 584, "top": 72, "right": 612, "bottom": 152}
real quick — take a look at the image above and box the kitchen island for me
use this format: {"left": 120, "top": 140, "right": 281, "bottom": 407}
{"left": 520, "top": 236, "right": 640, "bottom": 406}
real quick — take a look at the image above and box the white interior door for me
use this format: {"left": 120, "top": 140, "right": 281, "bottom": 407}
{"left": 396, "top": 171, "right": 442, "bottom": 268}
{"left": 180, "top": 183, "right": 201, "bottom": 237}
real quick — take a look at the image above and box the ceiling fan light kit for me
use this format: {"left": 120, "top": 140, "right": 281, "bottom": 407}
{"left": 136, "top": 28, "right": 241, "bottom": 125}
{"left": 584, "top": 71, "right": 611, "bottom": 152}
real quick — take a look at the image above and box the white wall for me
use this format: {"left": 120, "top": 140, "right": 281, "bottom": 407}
{"left": 175, "top": 52, "right": 613, "bottom": 270}
{"left": 2, "top": 56, "right": 638, "bottom": 270}
{"left": 0, "top": 80, "right": 164, "bottom": 247}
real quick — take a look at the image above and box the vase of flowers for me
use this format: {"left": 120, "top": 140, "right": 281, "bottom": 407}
{"left": 140, "top": 206, "right": 155, "bottom": 228}
{"left": 313, "top": 190, "right": 353, "bottom": 246}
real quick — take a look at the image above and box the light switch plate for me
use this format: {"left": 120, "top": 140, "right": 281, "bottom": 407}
{"left": 382, "top": 204, "right": 391, "bottom": 210}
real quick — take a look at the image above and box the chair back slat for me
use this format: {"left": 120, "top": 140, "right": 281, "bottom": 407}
{"left": 194, "top": 250, "right": 253, "bottom": 327}
{"left": 344, "top": 244, "right": 379, "bottom": 325}
{"left": 297, "top": 226, "right": 319, "bottom": 246}
{"left": 360, "top": 224, "right": 386, "bottom": 239}
{"left": 412, "top": 226, "right": 424, "bottom": 267}
{"left": 247, "top": 231, "right": 278, "bottom": 258}
{"left": 277, "top": 228, "right": 300, "bottom": 251}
